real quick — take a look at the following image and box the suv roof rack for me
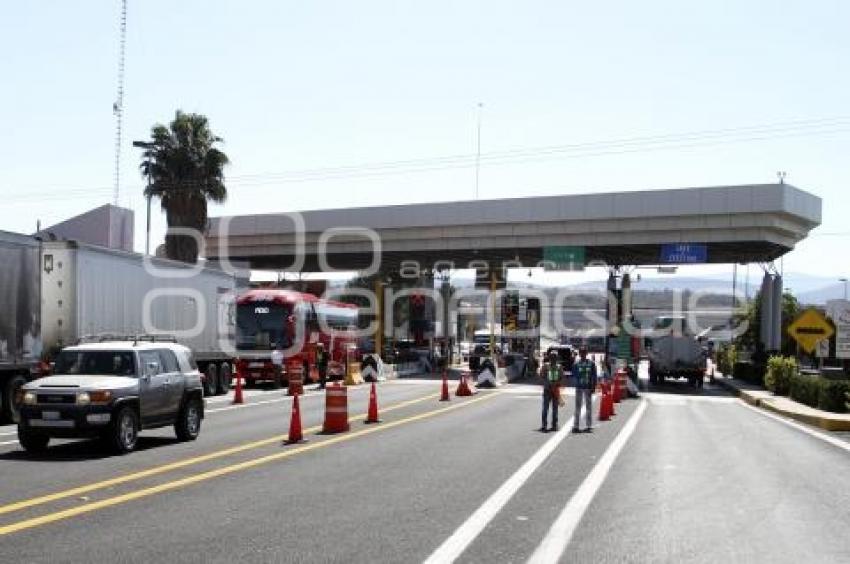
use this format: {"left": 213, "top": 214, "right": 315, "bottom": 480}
{"left": 75, "top": 334, "right": 178, "bottom": 345}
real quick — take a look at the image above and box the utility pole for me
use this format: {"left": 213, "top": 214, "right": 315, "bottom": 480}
{"left": 731, "top": 263, "right": 738, "bottom": 325}
{"left": 474, "top": 102, "right": 483, "bottom": 199}
{"left": 113, "top": 0, "right": 128, "bottom": 206}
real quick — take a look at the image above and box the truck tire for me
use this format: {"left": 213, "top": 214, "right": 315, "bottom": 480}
{"left": 174, "top": 396, "right": 202, "bottom": 441}
{"left": 3, "top": 375, "right": 27, "bottom": 424}
{"left": 203, "top": 364, "right": 218, "bottom": 397}
{"left": 218, "top": 363, "right": 232, "bottom": 395}
{"left": 106, "top": 406, "right": 139, "bottom": 454}
{"left": 17, "top": 424, "right": 49, "bottom": 453}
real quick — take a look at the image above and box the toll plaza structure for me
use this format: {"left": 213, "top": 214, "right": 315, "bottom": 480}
{"left": 205, "top": 183, "right": 821, "bottom": 365}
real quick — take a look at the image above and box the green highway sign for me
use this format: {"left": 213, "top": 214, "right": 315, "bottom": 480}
{"left": 542, "top": 246, "right": 585, "bottom": 271}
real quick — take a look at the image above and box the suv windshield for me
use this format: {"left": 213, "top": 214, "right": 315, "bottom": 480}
{"left": 54, "top": 350, "right": 137, "bottom": 377}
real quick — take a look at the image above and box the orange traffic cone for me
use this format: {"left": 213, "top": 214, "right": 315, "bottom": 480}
{"left": 440, "top": 371, "right": 450, "bottom": 401}
{"left": 612, "top": 374, "right": 622, "bottom": 404}
{"left": 285, "top": 393, "right": 306, "bottom": 444}
{"left": 598, "top": 383, "right": 610, "bottom": 421}
{"left": 456, "top": 373, "right": 474, "bottom": 397}
{"left": 365, "top": 381, "right": 381, "bottom": 424}
{"left": 608, "top": 382, "right": 616, "bottom": 416}
{"left": 233, "top": 370, "right": 244, "bottom": 405}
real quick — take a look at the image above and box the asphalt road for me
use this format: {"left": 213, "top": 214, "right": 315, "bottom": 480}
{"left": 0, "top": 377, "right": 848, "bottom": 563}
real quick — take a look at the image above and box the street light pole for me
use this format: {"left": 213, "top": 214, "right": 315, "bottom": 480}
{"left": 132, "top": 140, "right": 155, "bottom": 255}
{"left": 840, "top": 277, "right": 848, "bottom": 301}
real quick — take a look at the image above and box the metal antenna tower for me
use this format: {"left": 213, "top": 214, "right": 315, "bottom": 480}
{"left": 112, "top": 0, "right": 128, "bottom": 206}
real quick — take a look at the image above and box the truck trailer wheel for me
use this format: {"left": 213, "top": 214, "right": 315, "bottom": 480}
{"left": 218, "top": 363, "right": 232, "bottom": 395}
{"left": 3, "top": 375, "right": 27, "bottom": 424}
{"left": 203, "top": 364, "right": 219, "bottom": 397}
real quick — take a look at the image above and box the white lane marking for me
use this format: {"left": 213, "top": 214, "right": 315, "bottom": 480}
{"left": 527, "top": 400, "right": 648, "bottom": 564}
{"left": 0, "top": 431, "right": 17, "bottom": 437}
{"left": 423, "top": 413, "right": 576, "bottom": 563}
{"left": 205, "top": 390, "right": 329, "bottom": 414}
{"left": 738, "top": 400, "right": 850, "bottom": 454}
{"left": 0, "top": 439, "right": 19, "bottom": 446}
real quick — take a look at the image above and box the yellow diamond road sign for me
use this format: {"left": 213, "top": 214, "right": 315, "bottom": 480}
{"left": 787, "top": 308, "right": 834, "bottom": 354}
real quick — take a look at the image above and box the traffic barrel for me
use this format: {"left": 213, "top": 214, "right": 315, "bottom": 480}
{"left": 365, "top": 381, "right": 381, "bottom": 424}
{"left": 232, "top": 368, "right": 244, "bottom": 405}
{"left": 440, "top": 370, "right": 450, "bottom": 401}
{"left": 288, "top": 372, "right": 303, "bottom": 397}
{"left": 285, "top": 392, "right": 306, "bottom": 444}
{"left": 322, "top": 383, "right": 350, "bottom": 433}
{"left": 617, "top": 368, "right": 629, "bottom": 401}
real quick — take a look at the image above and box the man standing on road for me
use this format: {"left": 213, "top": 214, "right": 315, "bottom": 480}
{"left": 316, "top": 342, "right": 329, "bottom": 389}
{"left": 271, "top": 344, "right": 284, "bottom": 389}
{"left": 539, "top": 351, "right": 562, "bottom": 433}
{"left": 572, "top": 345, "right": 598, "bottom": 433}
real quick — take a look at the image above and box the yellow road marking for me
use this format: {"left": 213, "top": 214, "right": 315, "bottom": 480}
{"left": 0, "top": 392, "right": 439, "bottom": 518}
{"left": 0, "top": 393, "right": 498, "bottom": 536}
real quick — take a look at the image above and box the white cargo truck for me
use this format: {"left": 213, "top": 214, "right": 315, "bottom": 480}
{"left": 40, "top": 240, "right": 239, "bottom": 398}
{"left": 0, "top": 235, "right": 241, "bottom": 422}
{"left": 646, "top": 315, "right": 706, "bottom": 388}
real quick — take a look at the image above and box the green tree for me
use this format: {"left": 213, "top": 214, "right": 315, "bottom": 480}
{"left": 734, "top": 291, "right": 800, "bottom": 355}
{"left": 139, "top": 111, "right": 229, "bottom": 263}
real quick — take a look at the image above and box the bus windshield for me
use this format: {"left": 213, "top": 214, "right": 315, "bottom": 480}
{"left": 237, "top": 302, "right": 293, "bottom": 350}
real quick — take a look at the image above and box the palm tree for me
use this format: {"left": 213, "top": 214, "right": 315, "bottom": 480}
{"left": 139, "top": 110, "right": 229, "bottom": 263}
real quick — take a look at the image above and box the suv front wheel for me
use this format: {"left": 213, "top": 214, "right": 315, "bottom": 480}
{"left": 18, "top": 424, "right": 50, "bottom": 453}
{"left": 106, "top": 406, "right": 139, "bottom": 454}
{"left": 175, "top": 397, "right": 202, "bottom": 441}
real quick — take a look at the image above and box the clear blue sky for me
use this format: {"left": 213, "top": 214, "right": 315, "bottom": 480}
{"left": 2, "top": 0, "right": 849, "bottom": 283}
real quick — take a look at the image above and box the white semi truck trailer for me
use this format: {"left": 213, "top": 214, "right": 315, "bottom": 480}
{"left": 0, "top": 234, "right": 241, "bottom": 422}
{"left": 0, "top": 230, "right": 42, "bottom": 422}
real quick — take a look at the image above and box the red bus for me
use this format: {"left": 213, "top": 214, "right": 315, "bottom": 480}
{"left": 234, "top": 289, "right": 359, "bottom": 386}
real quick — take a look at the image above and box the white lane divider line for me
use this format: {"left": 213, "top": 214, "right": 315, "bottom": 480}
{"left": 205, "top": 390, "right": 329, "bottom": 414}
{"left": 527, "top": 400, "right": 648, "bottom": 564}
{"left": 423, "top": 417, "right": 576, "bottom": 563}
{"left": 0, "top": 439, "right": 19, "bottom": 446}
{"left": 738, "top": 400, "right": 850, "bottom": 454}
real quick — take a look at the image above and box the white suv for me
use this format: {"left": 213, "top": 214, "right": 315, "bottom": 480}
{"left": 18, "top": 339, "right": 205, "bottom": 454}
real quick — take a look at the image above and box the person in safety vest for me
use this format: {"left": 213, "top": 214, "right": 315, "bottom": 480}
{"left": 271, "top": 345, "right": 284, "bottom": 389}
{"left": 539, "top": 351, "right": 563, "bottom": 433}
{"left": 316, "top": 342, "right": 329, "bottom": 389}
{"left": 572, "top": 345, "right": 598, "bottom": 433}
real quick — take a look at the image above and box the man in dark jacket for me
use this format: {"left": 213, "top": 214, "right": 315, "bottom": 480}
{"left": 572, "top": 345, "right": 598, "bottom": 433}
{"left": 316, "top": 343, "right": 329, "bottom": 389}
